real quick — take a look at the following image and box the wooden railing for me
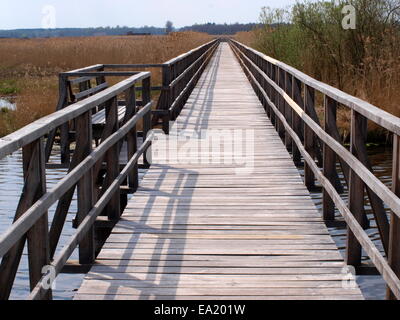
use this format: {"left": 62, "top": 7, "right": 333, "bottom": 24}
{"left": 45, "top": 39, "right": 220, "bottom": 163}
{"left": 157, "top": 39, "right": 219, "bottom": 130}
{"left": 230, "top": 39, "right": 400, "bottom": 300}
{"left": 0, "top": 39, "right": 220, "bottom": 300}
{"left": 0, "top": 72, "right": 153, "bottom": 300}
{"left": 44, "top": 64, "right": 162, "bottom": 164}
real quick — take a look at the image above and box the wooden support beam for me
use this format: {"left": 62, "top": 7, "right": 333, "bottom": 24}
{"left": 0, "top": 138, "right": 51, "bottom": 300}
{"left": 104, "top": 97, "right": 121, "bottom": 221}
{"left": 303, "top": 85, "right": 316, "bottom": 189}
{"left": 126, "top": 86, "right": 139, "bottom": 192}
{"left": 387, "top": 135, "right": 400, "bottom": 300}
{"left": 269, "top": 64, "right": 276, "bottom": 126}
{"left": 346, "top": 110, "right": 367, "bottom": 267}
{"left": 323, "top": 95, "right": 337, "bottom": 221}
{"left": 291, "top": 76, "right": 302, "bottom": 164}
{"left": 142, "top": 77, "right": 152, "bottom": 166}
{"left": 284, "top": 72, "right": 293, "bottom": 152}
{"left": 159, "top": 65, "right": 172, "bottom": 134}
{"left": 76, "top": 111, "right": 95, "bottom": 264}
{"left": 45, "top": 76, "right": 69, "bottom": 162}
{"left": 60, "top": 261, "right": 92, "bottom": 274}
{"left": 277, "top": 68, "right": 286, "bottom": 140}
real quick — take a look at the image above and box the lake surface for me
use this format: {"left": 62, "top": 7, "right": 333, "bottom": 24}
{"left": 0, "top": 98, "right": 16, "bottom": 110}
{"left": 0, "top": 145, "right": 393, "bottom": 300}
{"left": 0, "top": 150, "right": 83, "bottom": 299}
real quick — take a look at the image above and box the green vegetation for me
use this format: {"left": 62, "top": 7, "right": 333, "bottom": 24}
{"left": 242, "top": 0, "right": 400, "bottom": 141}
{"left": 0, "top": 79, "right": 20, "bottom": 95}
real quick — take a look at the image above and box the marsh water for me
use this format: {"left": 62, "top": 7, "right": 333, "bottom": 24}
{"left": 0, "top": 145, "right": 393, "bottom": 300}
{"left": 0, "top": 98, "right": 16, "bottom": 110}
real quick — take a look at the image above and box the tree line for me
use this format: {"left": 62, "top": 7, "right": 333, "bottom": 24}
{"left": 0, "top": 23, "right": 259, "bottom": 39}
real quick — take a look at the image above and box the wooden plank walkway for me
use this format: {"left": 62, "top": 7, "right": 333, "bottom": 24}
{"left": 74, "top": 43, "right": 364, "bottom": 300}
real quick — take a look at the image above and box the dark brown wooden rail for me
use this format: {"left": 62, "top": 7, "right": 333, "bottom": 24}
{"left": 44, "top": 39, "right": 219, "bottom": 164}
{"left": 0, "top": 72, "right": 153, "bottom": 300}
{"left": 0, "top": 40, "right": 219, "bottom": 300}
{"left": 229, "top": 39, "right": 400, "bottom": 300}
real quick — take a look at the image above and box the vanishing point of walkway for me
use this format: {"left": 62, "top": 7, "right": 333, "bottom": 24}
{"left": 75, "top": 44, "right": 364, "bottom": 300}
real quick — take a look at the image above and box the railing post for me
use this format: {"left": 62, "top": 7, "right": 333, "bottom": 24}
{"left": 104, "top": 97, "right": 121, "bottom": 221}
{"left": 346, "top": 110, "right": 367, "bottom": 267}
{"left": 0, "top": 138, "right": 52, "bottom": 300}
{"left": 261, "top": 60, "right": 268, "bottom": 113}
{"left": 284, "top": 72, "right": 293, "bottom": 152}
{"left": 162, "top": 64, "right": 171, "bottom": 134}
{"left": 323, "top": 95, "right": 337, "bottom": 221}
{"left": 303, "top": 85, "right": 316, "bottom": 189}
{"left": 170, "top": 64, "right": 178, "bottom": 120}
{"left": 76, "top": 111, "right": 95, "bottom": 264}
{"left": 270, "top": 64, "right": 276, "bottom": 126}
{"left": 26, "top": 138, "right": 52, "bottom": 300}
{"left": 58, "top": 75, "right": 71, "bottom": 165}
{"left": 387, "top": 134, "right": 400, "bottom": 300}
{"left": 265, "top": 62, "right": 272, "bottom": 118}
{"left": 291, "top": 76, "right": 302, "bottom": 164}
{"left": 142, "top": 77, "right": 152, "bottom": 167}
{"left": 45, "top": 75, "right": 69, "bottom": 162}
{"left": 277, "top": 68, "right": 286, "bottom": 140}
{"left": 126, "top": 86, "right": 139, "bottom": 192}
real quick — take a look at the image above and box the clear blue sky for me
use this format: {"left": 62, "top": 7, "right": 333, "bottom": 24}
{"left": 0, "top": 0, "right": 298, "bottom": 30}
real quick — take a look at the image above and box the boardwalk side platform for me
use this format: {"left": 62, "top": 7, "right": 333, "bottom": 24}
{"left": 75, "top": 43, "right": 364, "bottom": 300}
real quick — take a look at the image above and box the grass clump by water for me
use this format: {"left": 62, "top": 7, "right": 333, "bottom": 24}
{"left": 0, "top": 79, "right": 20, "bottom": 95}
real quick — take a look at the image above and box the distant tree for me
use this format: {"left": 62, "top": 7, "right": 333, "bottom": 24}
{"left": 165, "top": 21, "right": 174, "bottom": 34}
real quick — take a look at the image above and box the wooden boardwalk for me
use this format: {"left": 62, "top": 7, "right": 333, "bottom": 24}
{"left": 74, "top": 43, "right": 364, "bottom": 300}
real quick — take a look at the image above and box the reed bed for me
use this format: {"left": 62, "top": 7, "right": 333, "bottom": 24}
{"left": 235, "top": 1, "right": 400, "bottom": 142}
{"left": 0, "top": 32, "right": 212, "bottom": 136}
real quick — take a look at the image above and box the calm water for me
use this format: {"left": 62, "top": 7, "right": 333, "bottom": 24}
{"left": 0, "top": 145, "right": 393, "bottom": 299}
{"left": 0, "top": 98, "right": 16, "bottom": 110}
{"left": 298, "top": 146, "right": 393, "bottom": 300}
{"left": 0, "top": 149, "right": 83, "bottom": 299}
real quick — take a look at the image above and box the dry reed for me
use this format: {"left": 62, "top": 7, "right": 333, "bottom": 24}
{"left": 0, "top": 32, "right": 212, "bottom": 136}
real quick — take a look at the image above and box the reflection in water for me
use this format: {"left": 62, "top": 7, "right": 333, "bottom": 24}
{"left": 0, "top": 146, "right": 394, "bottom": 299}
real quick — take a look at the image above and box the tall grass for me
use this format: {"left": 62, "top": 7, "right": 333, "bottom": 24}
{"left": 0, "top": 32, "right": 212, "bottom": 136}
{"left": 237, "top": 0, "right": 400, "bottom": 140}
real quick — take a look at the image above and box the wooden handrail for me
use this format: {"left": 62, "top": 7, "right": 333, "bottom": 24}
{"left": 163, "top": 39, "right": 218, "bottom": 65}
{"left": 230, "top": 39, "right": 400, "bottom": 136}
{"left": 0, "top": 72, "right": 153, "bottom": 300}
{"left": 230, "top": 39, "right": 400, "bottom": 300}
{"left": 155, "top": 39, "right": 220, "bottom": 132}
{"left": 43, "top": 40, "right": 220, "bottom": 163}
{"left": 0, "top": 103, "right": 151, "bottom": 258}
{"left": 0, "top": 73, "right": 149, "bottom": 158}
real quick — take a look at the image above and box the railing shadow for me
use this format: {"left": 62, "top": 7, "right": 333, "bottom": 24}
{"left": 86, "top": 45, "right": 223, "bottom": 300}
{"left": 175, "top": 45, "right": 221, "bottom": 132}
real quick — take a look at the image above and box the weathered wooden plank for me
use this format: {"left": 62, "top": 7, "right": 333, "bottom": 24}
{"left": 74, "top": 294, "right": 364, "bottom": 300}
{"left": 75, "top": 42, "right": 363, "bottom": 301}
